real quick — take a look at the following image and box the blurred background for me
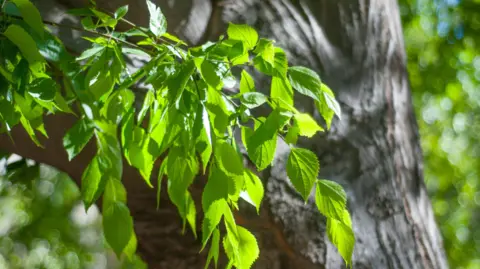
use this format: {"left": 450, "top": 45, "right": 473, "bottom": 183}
{"left": 0, "top": 0, "right": 479, "bottom": 268}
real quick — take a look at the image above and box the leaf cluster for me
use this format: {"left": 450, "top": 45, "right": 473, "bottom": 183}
{"left": 0, "top": 0, "right": 354, "bottom": 267}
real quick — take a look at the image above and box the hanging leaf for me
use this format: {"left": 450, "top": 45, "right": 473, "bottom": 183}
{"left": 327, "top": 210, "right": 355, "bottom": 267}
{"left": 11, "top": 0, "right": 45, "bottom": 38}
{"left": 288, "top": 66, "right": 322, "bottom": 101}
{"left": 286, "top": 148, "right": 319, "bottom": 201}
{"left": 4, "top": 24, "right": 45, "bottom": 73}
{"left": 315, "top": 179, "right": 347, "bottom": 221}
{"left": 81, "top": 156, "right": 106, "bottom": 209}
{"left": 241, "top": 169, "right": 264, "bottom": 213}
{"left": 103, "top": 201, "right": 134, "bottom": 257}
{"left": 63, "top": 117, "right": 95, "bottom": 161}
{"left": 27, "top": 78, "right": 57, "bottom": 101}
{"left": 204, "top": 228, "right": 220, "bottom": 269}
{"left": 240, "top": 70, "right": 255, "bottom": 93}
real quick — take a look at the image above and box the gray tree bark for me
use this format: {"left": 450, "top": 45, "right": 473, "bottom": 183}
{"left": 0, "top": 0, "right": 449, "bottom": 268}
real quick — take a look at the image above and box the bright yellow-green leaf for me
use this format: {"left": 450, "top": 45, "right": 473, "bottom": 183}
{"left": 63, "top": 117, "right": 94, "bottom": 161}
{"left": 4, "top": 24, "right": 45, "bottom": 73}
{"left": 11, "top": 0, "right": 44, "bottom": 38}
{"left": 227, "top": 23, "right": 258, "bottom": 50}
{"left": 315, "top": 180, "right": 347, "bottom": 222}
{"left": 240, "top": 70, "right": 255, "bottom": 93}
{"left": 241, "top": 169, "right": 264, "bottom": 213}
{"left": 327, "top": 210, "right": 355, "bottom": 267}
{"left": 294, "top": 112, "right": 324, "bottom": 137}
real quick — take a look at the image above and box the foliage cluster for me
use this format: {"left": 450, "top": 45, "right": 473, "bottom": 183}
{"left": 0, "top": 0, "right": 354, "bottom": 268}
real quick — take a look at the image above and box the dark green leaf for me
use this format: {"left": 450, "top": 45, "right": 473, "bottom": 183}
{"left": 103, "top": 201, "right": 134, "bottom": 257}
{"left": 81, "top": 156, "right": 105, "bottom": 209}
{"left": 63, "top": 117, "right": 95, "bottom": 161}
{"left": 27, "top": 78, "right": 56, "bottom": 101}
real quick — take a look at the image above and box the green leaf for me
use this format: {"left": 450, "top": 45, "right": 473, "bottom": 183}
{"left": 202, "top": 165, "right": 229, "bottom": 245}
{"left": 288, "top": 66, "right": 322, "bottom": 101}
{"left": 0, "top": 99, "right": 21, "bottom": 131}
{"left": 321, "top": 83, "right": 341, "bottom": 120}
{"left": 227, "top": 23, "right": 258, "bottom": 50}
{"left": 11, "top": 0, "right": 44, "bottom": 38}
{"left": 63, "top": 117, "right": 95, "bottom": 161}
{"left": 137, "top": 90, "right": 154, "bottom": 124}
{"left": 247, "top": 110, "right": 291, "bottom": 170}
{"left": 315, "top": 180, "right": 347, "bottom": 221}
{"left": 271, "top": 76, "right": 293, "bottom": 108}
{"left": 103, "top": 201, "right": 134, "bottom": 257}
{"left": 103, "top": 178, "right": 127, "bottom": 207}
{"left": 114, "top": 5, "right": 129, "bottom": 19}
{"left": 194, "top": 58, "right": 224, "bottom": 90}
{"left": 146, "top": 0, "right": 167, "bottom": 37}
{"left": 294, "top": 113, "right": 324, "bottom": 137}
{"left": 240, "top": 70, "right": 255, "bottom": 93}
{"left": 167, "top": 60, "right": 195, "bottom": 103}
{"left": 27, "top": 78, "right": 57, "bottom": 101}
{"left": 240, "top": 92, "right": 267, "bottom": 109}
{"left": 127, "top": 127, "right": 155, "bottom": 187}
{"left": 167, "top": 146, "right": 199, "bottom": 191}
{"left": 205, "top": 86, "right": 230, "bottom": 136}
{"left": 224, "top": 226, "right": 259, "bottom": 269}
{"left": 241, "top": 169, "right": 264, "bottom": 213}
{"left": 102, "top": 89, "right": 135, "bottom": 124}
{"left": 81, "top": 156, "right": 105, "bottom": 209}
{"left": 4, "top": 24, "right": 45, "bottom": 73}
{"left": 216, "top": 141, "right": 244, "bottom": 176}
{"left": 253, "top": 47, "right": 287, "bottom": 78}
{"left": 286, "top": 148, "right": 319, "bottom": 201}
{"left": 204, "top": 228, "right": 220, "bottom": 269}
{"left": 253, "top": 38, "right": 274, "bottom": 65}
{"left": 123, "top": 232, "right": 138, "bottom": 261}
{"left": 76, "top": 46, "right": 105, "bottom": 61}
{"left": 194, "top": 104, "right": 212, "bottom": 174}
{"left": 327, "top": 210, "right": 355, "bottom": 267}
{"left": 122, "top": 47, "right": 151, "bottom": 58}
{"left": 285, "top": 125, "right": 300, "bottom": 145}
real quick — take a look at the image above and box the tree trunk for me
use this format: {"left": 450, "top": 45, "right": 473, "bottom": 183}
{"left": 0, "top": 0, "right": 449, "bottom": 268}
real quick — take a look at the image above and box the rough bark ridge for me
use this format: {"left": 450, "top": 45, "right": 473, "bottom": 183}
{"left": 0, "top": 0, "right": 449, "bottom": 268}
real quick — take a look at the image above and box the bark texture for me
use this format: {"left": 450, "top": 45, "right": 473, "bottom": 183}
{"left": 0, "top": 0, "right": 449, "bottom": 268}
